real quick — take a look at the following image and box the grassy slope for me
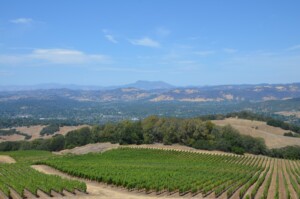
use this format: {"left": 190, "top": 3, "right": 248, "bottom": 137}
{"left": 212, "top": 118, "right": 300, "bottom": 148}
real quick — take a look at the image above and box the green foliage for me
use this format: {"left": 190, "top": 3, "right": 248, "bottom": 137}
{"left": 0, "top": 150, "right": 86, "bottom": 197}
{"left": 0, "top": 116, "right": 268, "bottom": 157}
{"left": 270, "top": 146, "right": 300, "bottom": 159}
{"left": 40, "top": 124, "right": 60, "bottom": 136}
{"left": 260, "top": 164, "right": 274, "bottom": 199}
{"left": 65, "top": 127, "right": 93, "bottom": 149}
{"left": 39, "top": 148, "right": 262, "bottom": 195}
{"left": 0, "top": 150, "right": 53, "bottom": 163}
{"left": 0, "top": 163, "right": 86, "bottom": 197}
{"left": 283, "top": 132, "right": 299, "bottom": 137}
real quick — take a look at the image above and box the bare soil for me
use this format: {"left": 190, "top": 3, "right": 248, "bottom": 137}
{"left": 255, "top": 159, "right": 273, "bottom": 199}
{"left": 55, "top": 142, "right": 238, "bottom": 156}
{"left": 212, "top": 118, "right": 300, "bottom": 148}
{"left": 278, "top": 160, "right": 286, "bottom": 199}
{"left": 54, "top": 142, "right": 119, "bottom": 155}
{"left": 0, "top": 155, "right": 16, "bottom": 163}
{"left": 282, "top": 160, "right": 297, "bottom": 199}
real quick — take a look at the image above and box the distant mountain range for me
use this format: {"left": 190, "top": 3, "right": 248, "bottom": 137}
{"left": 0, "top": 80, "right": 175, "bottom": 91}
{"left": 0, "top": 81, "right": 300, "bottom": 103}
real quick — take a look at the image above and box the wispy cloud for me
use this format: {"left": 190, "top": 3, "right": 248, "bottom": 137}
{"left": 223, "top": 48, "right": 238, "bottom": 53}
{"left": 93, "top": 66, "right": 159, "bottom": 73}
{"left": 105, "top": 34, "right": 118, "bottom": 43}
{"left": 286, "top": 44, "right": 300, "bottom": 51}
{"left": 130, "top": 37, "right": 160, "bottom": 48}
{"left": 0, "top": 48, "right": 110, "bottom": 65}
{"left": 194, "top": 50, "right": 215, "bottom": 56}
{"left": 10, "top": 18, "right": 33, "bottom": 24}
{"left": 156, "top": 27, "right": 170, "bottom": 37}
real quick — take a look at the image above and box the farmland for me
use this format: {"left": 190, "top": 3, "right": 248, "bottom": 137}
{"left": 2, "top": 147, "right": 300, "bottom": 198}
{"left": 37, "top": 147, "right": 300, "bottom": 199}
{"left": 0, "top": 151, "right": 86, "bottom": 198}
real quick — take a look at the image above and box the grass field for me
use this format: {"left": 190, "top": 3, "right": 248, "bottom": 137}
{"left": 212, "top": 118, "right": 300, "bottom": 148}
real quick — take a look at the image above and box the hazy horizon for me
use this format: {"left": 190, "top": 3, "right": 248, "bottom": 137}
{"left": 1, "top": 80, "right": 300, "bottom": 89}
{"left": 1, "top": 0, "right": 300, "bottom": 86}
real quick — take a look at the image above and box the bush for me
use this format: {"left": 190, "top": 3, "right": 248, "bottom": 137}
{"left": 231, "top": 146, "right": 245, "bottom": 155}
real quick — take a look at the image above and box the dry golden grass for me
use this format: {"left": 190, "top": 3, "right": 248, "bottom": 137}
{"left": 212, "top": 118, "right": 300, "bottom": 148}
{"left": 0, "top": 155, "right": 16, "bottom": 163}
{"left": 0, "top": 125, "right": 89, "bottom": 142}
{"left": 275, "top": 111, "right": 300, "bottom": 118}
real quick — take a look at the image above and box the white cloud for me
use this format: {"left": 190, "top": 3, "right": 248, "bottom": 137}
{"left": 0, "top": 48, "right": 109, "bottom": 65}
{"left": 10, "top": 18, "right": 33, "bottom": 24}
{"left": 194, "top": 50, "right": 215, "bottom": 56}
{"left": 286, "top": 44, "right": 300, "bottom": 51}
{"left": 105, "top": 34, "right": 118, "bottom": 43}
{"left": 130, "top": 37, "right": 160, "bottom": 48}
{"left": 223, "top": 48, "right": 238, "bottom": 53}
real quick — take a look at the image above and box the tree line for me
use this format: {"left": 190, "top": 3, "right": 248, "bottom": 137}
{"left": 0, "top": 116, "right": 266, "bottom": 155}
{"left": 1, "top": 114, "right": 300, "bottom": 159}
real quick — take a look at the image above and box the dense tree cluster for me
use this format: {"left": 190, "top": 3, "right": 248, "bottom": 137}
{"left": 1, "top": 114, "right": 300, "bottom": 159}
{"left": 0, "top": 116, "right": 267, "bottom": 155}
{"left": 40, "top": 124, "right": 60, "bottom": 136}
{"left": 270, "top": 146, "right": 300, "bottom": 159}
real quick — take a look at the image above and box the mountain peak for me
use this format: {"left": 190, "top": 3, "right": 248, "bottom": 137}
{"left": 125, "top": 80, "right": 175, "bottom": 90}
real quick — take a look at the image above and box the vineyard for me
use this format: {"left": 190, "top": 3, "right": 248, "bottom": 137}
{"left": 0, "top": 151, "right": 86, "bottom": 198}
{"left": 36, "top": 147, "right": 300, "bottom": 199}
{"left": 2, "top": 148, "right": 300, "bottom": 198}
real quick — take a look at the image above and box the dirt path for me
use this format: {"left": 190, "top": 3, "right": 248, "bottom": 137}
{"left": 0, "top": 155, "right": 16, "bottom": 163}
{"left": 278, "top": 160, "right": 286, "bottom": 199}
{"left": 255, "top": 159, "right": 274, "bottom": 199}
{"left": 244, "top": 158, "right": 270, "bottom": 199}
{"left": 267, "top": 159, "right": 278, "bottom": 199}
{"left": 283, "top": 160, "right": 298, "bottom": 199}
{"left": 230, "top": 157, "right": 267, "bottom": 199}
{"left": 32, "top": 165, "right": 204, "bottom": 199}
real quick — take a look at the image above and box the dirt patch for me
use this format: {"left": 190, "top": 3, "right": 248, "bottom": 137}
{"left": 32, "top": 165, "right": 195, "bottom": 199}
{"left": 213, "top": 118, "right": 300, "bottom": 148}
{"left": 0, "top": 155, "right": 16, "bottom": 163}
{"left": 125, "top": 143, "right": 232, "bottom": 156}
{"left": 55, "top": 142, "right": 237, "bottom": 156}
{"left": 15, "top": 125, "right": 46, "bottom": 140}
{"left": 0, "top": 134, "right": 25, "bottom": 142}
{"left": 54, "top": 142, "right": 119, "bottom": 155}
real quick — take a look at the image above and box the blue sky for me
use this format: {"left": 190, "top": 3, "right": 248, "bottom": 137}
{"left": 0, "top": 0, "right": 300, "bottom": 86}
